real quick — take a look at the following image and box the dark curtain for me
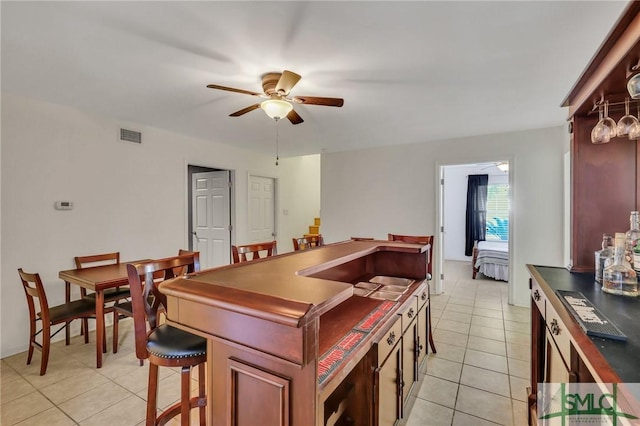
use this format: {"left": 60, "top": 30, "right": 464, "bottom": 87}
{"left": 465, "top": 174, "right": 488, "bottom": 256}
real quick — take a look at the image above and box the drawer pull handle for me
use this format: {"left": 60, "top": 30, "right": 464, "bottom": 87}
{"left": 407, "top": 308, "right": 415, "bottom": 319}
{"left": 550, "top": 318, "right": 560, "bottom": 335}
{"left": 387, "top": 331, "right": 396, "bottom": 346}
{"left": 421, "top": 292, "right": 427, "bottom": 301}
{"left": 533, "top": 289, "right": 541, "bottom": 301}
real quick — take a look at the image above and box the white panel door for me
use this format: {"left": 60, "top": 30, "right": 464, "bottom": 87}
{"left": 249, "top": 175, "right": 275, "bottom": 243}
{"left": 192, "top": 170, "right": 231, "bottom": 268}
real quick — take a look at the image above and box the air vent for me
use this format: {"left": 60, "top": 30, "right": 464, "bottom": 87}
{"left": 120, "top": 128, "right": 142, "bottom": 144}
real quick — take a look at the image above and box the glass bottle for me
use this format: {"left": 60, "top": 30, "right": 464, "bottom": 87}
{"left": 595, "top": 233, "right": 614, "bottom": 283}
{"left": 602, "top": 232, "right": 638, "bottom": 296}
{"left": 625, "top": 211, "right": 640, "bottom": 273}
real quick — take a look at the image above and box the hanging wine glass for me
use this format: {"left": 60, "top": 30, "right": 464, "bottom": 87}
{"left": 629, "top": 103, "right": 640, "bottom": 140}
{"left": 617, "top": 98, "right": 639, "bottom": 137}
{"left": 591, "top": 106, "right": 603, "bottom": 143}
{"left": 591, "top": 101, "right": 616, "bottom": 144}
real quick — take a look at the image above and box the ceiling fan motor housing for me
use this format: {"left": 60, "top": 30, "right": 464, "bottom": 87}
{"left": 262, "top": 73, "right": 283, "bottom": 96}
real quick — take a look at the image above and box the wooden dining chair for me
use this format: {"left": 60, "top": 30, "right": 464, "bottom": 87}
{"left": 73, "top": 252, "right": 130, "bottom": 348}
{"left": 112, "top": 249, "right": 200, "bottom": 356}
{"left": 292, "top": 235, "right": 324, "bottom": 251}
{"left": 388, "top": 233, "right": 437, "bottom": 354}
{"left": 18, "top": 268, "right": 97, "bottom": 375}
{"left": 127, "top": 254, "right": 206, "bottom": 426}
{"left": 231, "top": 241, "right": 277, "bottom": 263}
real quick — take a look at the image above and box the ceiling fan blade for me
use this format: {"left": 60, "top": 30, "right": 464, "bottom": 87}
{"left": 275, "top": 70, "right": 302, "bottom": 95}
{"left": 292, "top": 96, "right": 344, "bottom": 107}
{"left": 229, "top": 103, "right": 261, "bottom": 117}
{"left": 287, "top": 109, "right": 304, "bottom": 125}
{"left": 207, "top": 84, "right": 263, "bottom": 97}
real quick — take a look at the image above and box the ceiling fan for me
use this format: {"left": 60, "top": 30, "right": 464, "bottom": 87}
{"left": 206, "top": 70, "right": 344, "bottom": 125}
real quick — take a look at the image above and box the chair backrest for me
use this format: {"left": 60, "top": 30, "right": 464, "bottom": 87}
{"left": 74, "top": 252, "right": 120, "bottom": 269}
{"left": 127, "top": 252, "right": 200, "bottom": 360}
{"left": 388, "top": 233, "right": 434, "bottom": 275}
{"left": 176, "top": 249, "right": 200, "bottom": 275}
{"left": 232, "top": 241, "right": 277, "bottom": 263}
{"left": 18, "top": 268, "right": 49, "bottom": 322}
{"left": 292, "top": 235, "right": 324, "bottom": 251}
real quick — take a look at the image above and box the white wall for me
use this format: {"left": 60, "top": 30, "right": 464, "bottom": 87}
{"left": 0, "top": 93, "right": 320, "bottom": 357}
{"left": 443, "top": 164, "right": 509, "bottom": 261}
{"left": 321, "top": 126, "right": 566, "bottom": 306}
{"left": 277, "top": 154, "right": 321, "bottom": 252}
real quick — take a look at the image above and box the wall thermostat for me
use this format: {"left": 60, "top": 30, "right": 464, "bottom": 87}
{"left": 55, "top": 201, "right": 74, "bottom": 210}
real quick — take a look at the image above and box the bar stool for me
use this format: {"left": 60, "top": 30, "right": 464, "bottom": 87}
{"left": 232, "top": 241, "right": 277, "bottom": 263}
{"left": 127, "top": 254, "right": 206, "bottom": 426}
{"left": 292, "top": 235, "right": 324, "bottom": 251}
{"left": 112, "top": 249, "right": 199, "bottom": 356}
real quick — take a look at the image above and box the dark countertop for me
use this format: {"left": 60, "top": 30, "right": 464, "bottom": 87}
{"left": 530, "top": 265, "right": 640, "bottom": 383}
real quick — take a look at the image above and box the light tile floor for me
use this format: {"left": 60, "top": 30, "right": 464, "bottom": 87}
{"left": 401, "top": 260, "right": 530, "bottom": 426}
{"left": 1, "top": 260, "right": 530, "bottom": 425}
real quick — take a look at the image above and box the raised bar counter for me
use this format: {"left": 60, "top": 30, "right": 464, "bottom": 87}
{"left": 161, "top": 240, "right": 431, "bottom": 426}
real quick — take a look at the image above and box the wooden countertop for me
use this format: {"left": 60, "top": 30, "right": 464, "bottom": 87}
{"left": 160, "top": 240, "right": 427, "bottom": 327}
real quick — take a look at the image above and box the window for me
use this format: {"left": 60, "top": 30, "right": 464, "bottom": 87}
{"left": 486, "top": 183, "right": 509, "bottom": 241}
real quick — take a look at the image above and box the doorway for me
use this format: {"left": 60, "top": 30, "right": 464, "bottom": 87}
{"left": 188, "top": 165, "right": 233, "bottom": 269}
{"left": 437, "top": 161, "right": 513, "bottom": 303}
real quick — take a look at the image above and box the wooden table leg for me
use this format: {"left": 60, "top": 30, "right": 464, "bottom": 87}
{"left": 65, "top": 282, "right": 71, "bottom": 345}
{"left": 96, "top": 290, "right": 104, "bottom": 368}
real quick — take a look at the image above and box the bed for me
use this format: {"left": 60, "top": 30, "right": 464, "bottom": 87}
{"left": 472, "top": 240, "right": 509, "bottom": 282}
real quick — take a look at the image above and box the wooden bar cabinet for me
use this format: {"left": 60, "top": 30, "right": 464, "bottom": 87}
{"left": 160, "top": 240, "right": 432, "bottom": 426}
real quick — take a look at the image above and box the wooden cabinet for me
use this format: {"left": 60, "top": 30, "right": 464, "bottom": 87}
{"left": 227, "top": 359, "right": 292, "bottom": 426}
{"left": 544, "top": 329, "right": 570, "bottom": 384}
{"left": 529, "top": 272, "right": 577, "bottom": 423}
{"left": 373, "top": 286, "right": 428, "bottom": 425}
{"left": 375, "top": 319, "right": 403, "bottom": 426}
{"left": 162, "top": 240, "right": 432, "bottom": 426}
{"left": 400, "top": 297, "right": 418, "bottom": 409}
{"left": 562, "top": 2, "right": 640, "bottom": 272}
{"left": 525, "top": 265, "right": 639, "bottom": 425}
{"left": 416, "top": 288, "right": 429, "bottom": 369}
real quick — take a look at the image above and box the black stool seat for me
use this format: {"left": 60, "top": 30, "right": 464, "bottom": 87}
{"left": 147, "top": 324, "right": 206, "bottom": 359}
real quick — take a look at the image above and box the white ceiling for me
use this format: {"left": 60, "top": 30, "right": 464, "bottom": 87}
{"left": 1, "top": 1, "right": 629, "bottom": 158}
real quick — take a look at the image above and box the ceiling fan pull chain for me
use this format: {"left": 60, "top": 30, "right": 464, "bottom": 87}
{"left": 275, "top": 119, "right": 280, "bottom": 166}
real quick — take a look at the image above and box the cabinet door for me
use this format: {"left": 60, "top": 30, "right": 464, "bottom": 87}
{"left": 545, "top": 329, "right": 570, "bottom": 384}
{"left": 402, "top": 322, "right": 418, "bottom": 412}
{"left": 227, "top": 358, "right": 291, "bottom": 426}
{"left": 376, "top": 346, "right": 402, "bottom": 426}
{"left": 417, "top": 304, "right": 428, "bottom": 368}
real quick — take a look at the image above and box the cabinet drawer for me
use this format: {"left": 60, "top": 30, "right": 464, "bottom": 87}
{"left": 415, "top": 283, "right": 429, "bottom": 310}
{"left": 545, "top": 299, "right": 571, "bottom": 364}
{"left": 400, "top": 298, "right": 419, "bottom": 332}
{"left": 378, "top": 317, "right": 402, "bottom": 365}
{"left": 531, "top": 278, "right": 545, "bottom": 318}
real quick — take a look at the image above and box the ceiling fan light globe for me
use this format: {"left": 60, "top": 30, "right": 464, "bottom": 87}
{"left": 260, "top": 99, "right": 293, "bottom": 120}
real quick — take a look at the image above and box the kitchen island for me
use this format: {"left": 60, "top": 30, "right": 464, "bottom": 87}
{"left": 160, "top": 239, "right": 431, "bottom": 426}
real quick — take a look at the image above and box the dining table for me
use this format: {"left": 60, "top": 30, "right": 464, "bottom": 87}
{"left": 59, "top": 260, "right": 147, "bottom": 368}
